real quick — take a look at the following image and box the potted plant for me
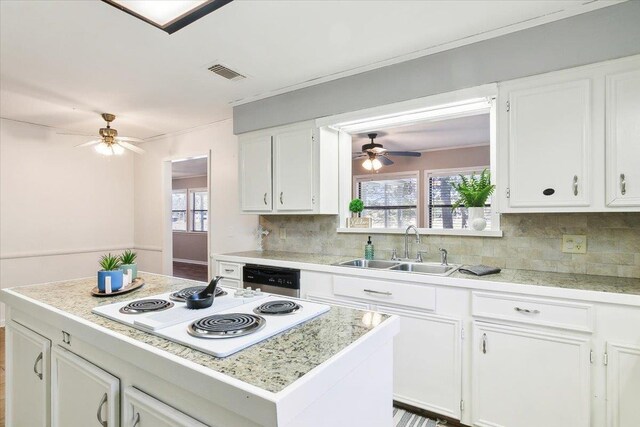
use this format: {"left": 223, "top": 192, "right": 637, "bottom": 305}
{"left": 119, "top": 249, "right": 138, "bottom": 283}
{"left": 348, "top": 198, "right": 371, "bottom": 228}
{"left": 451, "top": 169, "right": 495, "bottom": 231}
{"left": 97, "top": 253, "right": 123, "bottom": 292}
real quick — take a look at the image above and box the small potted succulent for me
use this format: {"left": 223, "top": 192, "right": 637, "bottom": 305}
{"left": 119, "top": 249, "right": 138, "bottom": 282}
{"left": 451, "top": 169, "right": 495, "bottom": 231}
{"left": 348, "top": 198, "right": 371, "bottom": 228}
{"left": 97, "top": 253, "right": 123, "bottom": 292}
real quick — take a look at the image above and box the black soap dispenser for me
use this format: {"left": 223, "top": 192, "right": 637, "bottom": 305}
{"left": 364, "top": 236, "right": 374, "bottom": 260}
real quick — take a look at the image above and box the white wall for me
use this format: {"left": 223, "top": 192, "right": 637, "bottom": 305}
{"left": 133, "top": 119, "right": 257, "bottom": 275}
{"left": 0, "top": 118, "right": 135, "bottom": 322}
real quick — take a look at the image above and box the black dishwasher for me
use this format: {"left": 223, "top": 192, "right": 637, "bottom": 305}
{"left": 242, "top": 264, "right": 301, "bottom": 298}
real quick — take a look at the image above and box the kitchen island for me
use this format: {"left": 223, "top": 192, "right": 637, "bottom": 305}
{"left": 0, "top": 273, "right": 399, "bottom": 427}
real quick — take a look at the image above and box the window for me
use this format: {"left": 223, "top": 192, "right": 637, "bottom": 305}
{"left": 427, "top": 168, "right": 491, "bottom": 230}
{"left": 355, "top": 173, "right": 418, "bottom": 228}
{"left": 190, "top": 189, "right": 208, "bottom": 232}
{"left": 172, "top": 190, "right": 187, "bottom": 231}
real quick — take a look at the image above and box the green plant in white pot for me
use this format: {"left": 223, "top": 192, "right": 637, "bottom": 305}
{"left": 119, "top": 249, "right": 138, "bottom": 283}
{"left": 450, "top": 169, "right": 495, "bottom": 231}
{"left": 97, "top": 253, "right": 123, "bottom": 292}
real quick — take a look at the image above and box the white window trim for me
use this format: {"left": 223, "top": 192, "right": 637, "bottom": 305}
{"left": 171, "top": 189, "right": 188, "bottom": 232}
{"left": 353, "top": 171, "right": 421, "bottom": 229}
{"left": 424, "top": 166, "right": 499, "bottom": 231}
{"left": 188, "top": 187, "right": 208, "bottom": 233}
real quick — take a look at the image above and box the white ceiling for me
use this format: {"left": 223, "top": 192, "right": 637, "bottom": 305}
{"left": 0, "top": 1, "right": 620, "bottom": 139}
{"left": 172, "top": 157, "right": 208, "bottom": 179}
{"left": 351, "top": 114, "right": 489, "bottom": 153}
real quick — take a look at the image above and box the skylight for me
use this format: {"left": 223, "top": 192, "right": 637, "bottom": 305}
{"left": 104, "top": 0, "right": 233, "bottom": 34}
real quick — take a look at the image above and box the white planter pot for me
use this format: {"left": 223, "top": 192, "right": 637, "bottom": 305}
{"left": 468, "top": 207, "right": 487, "bottom": 231}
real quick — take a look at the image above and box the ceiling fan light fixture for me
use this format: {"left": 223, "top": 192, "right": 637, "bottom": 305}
{"left": 95, "top": 142, "right": 125, "bottom": 156}
{"left": 371, "top": 158, "right": 382, "bottom": 170}
{"left": 362, "top": 158, "right": 373, "bottom": 171}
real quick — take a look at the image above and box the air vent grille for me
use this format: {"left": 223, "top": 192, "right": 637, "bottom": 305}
{"left": 208, "top": 64, "right": 246, "bottom": 81}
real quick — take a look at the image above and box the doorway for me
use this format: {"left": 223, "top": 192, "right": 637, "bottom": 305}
{"left": 170, "top": 156, "right": 209, "bottom": 282}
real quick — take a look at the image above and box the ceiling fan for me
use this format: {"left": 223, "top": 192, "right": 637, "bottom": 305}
{"left": 353, "top": 133, "right": 421, "bottom": 171}
{"left": 72, "top": 113, "right": 145, "bottom": 156}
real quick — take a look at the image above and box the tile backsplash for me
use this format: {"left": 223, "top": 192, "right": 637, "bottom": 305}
{"left": 259, "top": 213, "right": 640, "bottom": 278}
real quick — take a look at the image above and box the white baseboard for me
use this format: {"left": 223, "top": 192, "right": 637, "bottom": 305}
{"left": 173, "top": 258, "right": 208, "bottom": 266}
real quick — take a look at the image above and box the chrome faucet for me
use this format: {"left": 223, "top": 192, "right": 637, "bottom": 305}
{"left": 439, "top": 248, "right": 448, "bottom": 266}
{"left": 404, "top": 225, "right": 421, "bottom": 261}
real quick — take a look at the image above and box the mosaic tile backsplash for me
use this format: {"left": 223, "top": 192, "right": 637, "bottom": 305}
{"left": 260, "top": 213, "right": 640, "bottom": 278}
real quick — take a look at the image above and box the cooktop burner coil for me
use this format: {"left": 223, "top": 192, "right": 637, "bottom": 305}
{"left": 119, "top": 299, "right": 174, "bottom": 314}
{"left": 187, "top": 313, "right": 266, "bottom": 338}
{"left": 254, "top": 300, "right": 302, "bottom": 315}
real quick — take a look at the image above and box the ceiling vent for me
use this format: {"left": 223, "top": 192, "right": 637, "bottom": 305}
{"left": 207, "top": 64, "right": 246, "bottom": 81}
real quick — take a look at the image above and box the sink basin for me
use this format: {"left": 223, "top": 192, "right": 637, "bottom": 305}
{"left": 390, "top": 263, "right": 459, "bottom": 276}
{"left": 337, "top": 259, "right": 400, "bottom": 269}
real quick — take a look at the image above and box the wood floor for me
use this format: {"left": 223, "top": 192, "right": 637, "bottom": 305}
{"left": 173, "top": 261, "right": 208, "bottom": 282}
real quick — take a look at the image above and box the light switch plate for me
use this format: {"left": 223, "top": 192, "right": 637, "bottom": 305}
{"left": 562, "top": 235, "right": 587, "bottom": 254}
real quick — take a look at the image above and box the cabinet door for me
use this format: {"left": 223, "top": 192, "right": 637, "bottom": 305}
{"left": 606, "top": 342, "right": 640, "bottom": 427}
{"left": 606, "top": 69, "right": 640, "bottom": 206}
{"left": 239, "top": 135, "right": 272, "bottom": 211}
{"left": 377, "top": 305, "right": 462, "bottom": 419}
{"left": 507, "top": 79, "right": 591, "bottom": 207}
{"left": 274, "top": 128, "right": 315, "bottom": 211}
{"left": 123, "top": 387, "right": 207, "bottom": 427}
{"left": 6, "top": 321, "right": 51, "bottom": 427}
{"left": 52, "top": 346, "right": 120, "bottom": 427}
{"left": 472, "top": 322, "right": 590, "bottom": 427}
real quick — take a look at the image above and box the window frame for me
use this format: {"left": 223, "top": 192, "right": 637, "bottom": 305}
{"left": 188, "top": 187, "right": 209, "bottom": 233}
{"left": 424, "top": 166, "right": 497, "bottom": 231}
{"left": 171, "top": 189, "right": 188, "bottom": 232}
{"left": 353, "top": 171, "right": 421, "bottom": 229}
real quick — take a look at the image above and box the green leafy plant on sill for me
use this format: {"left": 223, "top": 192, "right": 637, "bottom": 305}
{"left": 450, "top": 169, "right": 495, "bottom": 210}
{"left": 119, "top": 249, "right": 137, "bottom": 265}
{"left": 99, "top": 253, "right": 121, "bottom": 271}
{"left": 349, "top": 198, "right": 365, "bottom": 215}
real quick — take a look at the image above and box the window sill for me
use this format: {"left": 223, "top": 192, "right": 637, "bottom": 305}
{"left": 335, "top": 227, "right": 503, "bottom": 237}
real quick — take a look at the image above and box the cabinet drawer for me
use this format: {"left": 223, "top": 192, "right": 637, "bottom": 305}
{"left": 472, "top": 292, "right": 594, "bottom": 332}
{"left": 218, "top": 262, "right": 242, "bottom": 280}
{"left": 219, "top": 278, "right": 241, "bottom": 289}
{"left": 333, "top": 275, "right": 435, "bottom": 311}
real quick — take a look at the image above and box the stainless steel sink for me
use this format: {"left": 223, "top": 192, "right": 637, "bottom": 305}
{"left": 389, "top": 263, "right": 459, "bottom": 276}
{"left": 337, "top": 259, "right": 401, "bottom": 269}
{"left": 335, "top": 259, "right": 459, "bottom": 276}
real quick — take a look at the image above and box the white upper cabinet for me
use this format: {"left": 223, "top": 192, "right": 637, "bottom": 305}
{"left": 238, "top": 122, "right": 339, "bottom": 214}
{"left": 499, "top": 55, "right": 640, "bottom": 212}
{"left": 239, "top": 135, "right": 272, "bottom": 212}
{"left": 274, "top": 128, "right": 315, "bottom": 211}
{"left": 505, "top": 79, "right": 592, "bottom": 208}
{"left": 606, "top": 68, "right": 640, "bottom": 207}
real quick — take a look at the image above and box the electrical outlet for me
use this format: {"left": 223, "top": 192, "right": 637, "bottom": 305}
{"left": 562, "top": 235, "right": 587, "bottom": 254}
{"left": 279, "top": 227, "right": 286, "bottom": 239}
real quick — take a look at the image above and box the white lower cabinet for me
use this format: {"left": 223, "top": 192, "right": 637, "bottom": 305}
{"left": 123, "top": 387, "right": 207, "bottom": 427}
{"left": 376, "top": 305, "right": 462, "bottom": 419}
{"left": 471, "top": 322, "right": 591, "bottom": 427}
{"left": 606, "top": 342, "right": 640, "bottom": 427}
{"left": 306, "top": 293, "right": 369, "bottom": 310}
{"left": 52, "top": 346, "right": 120, "bottom": 427}
{"left": 6, "top": 321, "right": 51, "bottom": 427}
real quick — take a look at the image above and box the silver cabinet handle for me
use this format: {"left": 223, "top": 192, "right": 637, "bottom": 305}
{"left": 482, "top": 333, "right": 487, "bottom": 354}
{"left": 263, "top": 192, "right": 267, "bottom": 205}
{"left": 96, "top": 393, "right": 108, "bottom": 427}
{"left": 280, "top": 192, "right": 284, "bottom": 205}
{"left": 514, "top": 307, "right": 541, "bottom": 314}
{"left": 363, "top": 289, "right": 392, "bottom": 296}
{"left": 573, "top": 175, "right": 579, "bottom": 196}
{"left": 132, "top": 413, "right": 141, "bottom": 427}
{"left": 33, "top": 352, "right": 43, "bottom": 380}
{"left": 224, "top": 268, "right": 234, "bottom": 273}
{"left": 62, "top": 331, "right": 71, "bottom": 345}
{"left": 620, "top": 173, "right": 626, "bottom": 195}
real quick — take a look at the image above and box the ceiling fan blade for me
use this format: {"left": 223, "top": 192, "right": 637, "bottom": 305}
{"left": 116, "top": 136, "right": 144, "bottom": 143}
{"left": 117, "top": 140, "right": 145, "bottom": 155}
{"left": 379, "top": 156, "right": 394, "bottom": 165}
{"left": 58, "top": 131, "right": 97, "bottom": 137}
{"left": 75, "top": 139, "right": 102, "bottom": 148}
{"left": 385, "top": 151, "right": 422, "bottom": 157}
